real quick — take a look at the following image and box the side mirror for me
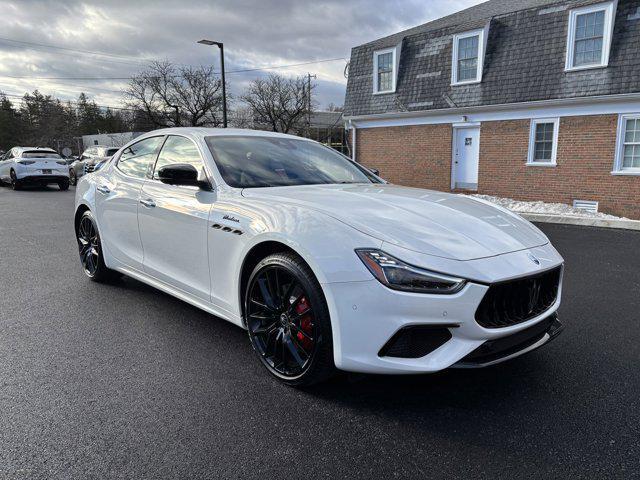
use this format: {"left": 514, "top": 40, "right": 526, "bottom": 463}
{"left": 157, "top": 163, "right": 211, "bottom": 189}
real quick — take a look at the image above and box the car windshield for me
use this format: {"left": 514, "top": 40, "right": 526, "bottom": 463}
{"left": 205, "top": 136, "right": 379, "bottom": 188}
{"left": 22, "top": 151, "right": 61, "bottom": 159}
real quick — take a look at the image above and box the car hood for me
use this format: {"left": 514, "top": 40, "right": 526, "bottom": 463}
{"left": 242, "top": 184, "right": 549, "bottom": 261}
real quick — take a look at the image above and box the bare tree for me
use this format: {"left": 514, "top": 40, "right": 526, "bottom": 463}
{"left": 229, "top": 106, "right": 255, "bottom": 129}
{"left": 240, "top": 74, "right": 313, "bottom": 134}
{"left": 124, "top": 61, "right": 225, "bottom": 128}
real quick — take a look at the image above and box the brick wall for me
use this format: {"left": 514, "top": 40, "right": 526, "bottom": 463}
{"left": 356, "top": 124, "right": 452, "bottom": 191}
{"left": 479, "top": 115, "right": 640, "bottom": 219}
{"left": 354, "top": 114, "right": 639, "bottom": 219}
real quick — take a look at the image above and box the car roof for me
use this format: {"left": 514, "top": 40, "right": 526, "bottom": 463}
{"left": 13, "top": 147, "right": 58, "bottom": 154}
{"left": 136, "top": 127, "right": 315, "bottom": 143}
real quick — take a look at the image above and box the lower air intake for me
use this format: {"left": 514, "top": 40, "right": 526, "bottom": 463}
{"left": 378, "top": 326, "right": 453, "bottom": 359}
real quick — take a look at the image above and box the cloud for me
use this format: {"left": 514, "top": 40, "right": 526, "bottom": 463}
{"left": 0, "top": 0, "right": 484, "bottom": 109}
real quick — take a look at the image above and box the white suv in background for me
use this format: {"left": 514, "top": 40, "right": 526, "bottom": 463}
{"left": 0, "top": 147, "right": 70, "bottom": 190}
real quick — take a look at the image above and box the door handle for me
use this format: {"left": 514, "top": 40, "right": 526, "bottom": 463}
{"left": 97, "top": 185, "right": 111, "bottom": 194}
{"left": 140, "top": 198, "right": 156, "bottom": 208}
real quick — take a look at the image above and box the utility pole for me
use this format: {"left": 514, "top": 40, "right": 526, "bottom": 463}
{"left": 306, "top": 73, "right": 316, "bottom": 138}
{"left": 169, "top": 105, "right": 180, "bottom": 126}
{"left": 197, "top": 39, "right": 228, "bottom": 128}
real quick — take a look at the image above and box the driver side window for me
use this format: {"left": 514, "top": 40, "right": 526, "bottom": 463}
{"left": 117, "top": 136, "right": 164, "bottom": 179}
{"left": 152, "top": 135, "right": 204, "bottom": 180}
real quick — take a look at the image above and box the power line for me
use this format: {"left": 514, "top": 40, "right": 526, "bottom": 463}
{"left": 0, "top": 75, "right": 125, "bottom": 94}
{"left": 0, "top": 36, "right": 153, "bottom": 65}
{"left": 0, "top": 92, "right": 134, "bottom": 111}
{"left": 218, "top": 57, "right": 347, "bottom": 74}
{"left": 0, "top": 57, "right": 348, "bottom": 81}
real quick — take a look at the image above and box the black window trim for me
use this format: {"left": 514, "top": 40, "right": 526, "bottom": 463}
{"left": 115, "top": 134, "right": 166, "bottom": 180}
{"left": 147, "top": 133, "right": 214, "bottom": 188}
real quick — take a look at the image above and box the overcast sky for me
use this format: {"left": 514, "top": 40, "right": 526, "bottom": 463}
{"left": 0, "top": 0, "right": 484, "bottom": 110}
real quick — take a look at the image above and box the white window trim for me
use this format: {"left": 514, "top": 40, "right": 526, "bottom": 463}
{"left": 451, "top": 28, "right": 485, "bottom": 86}
{"left": 612, "top": 113, "right": 640, "bottom": 175}
{"left": 565, "top": 1, "right": 616, "bottom": 72}
{"left": 373, "top": 48, "right": 397, "bottom": 95}
{"left": 527, "top": 118, "right": 560, "bottom": 166}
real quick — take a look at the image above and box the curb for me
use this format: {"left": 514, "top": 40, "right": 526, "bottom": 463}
{"left": 520, "top": 213, "right": 640, "bottom": 231}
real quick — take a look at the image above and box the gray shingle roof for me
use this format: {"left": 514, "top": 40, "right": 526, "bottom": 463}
{"left": 344, "top": 0, "right": 640, "bottom": 117}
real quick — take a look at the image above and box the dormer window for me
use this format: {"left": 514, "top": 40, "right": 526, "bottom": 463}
{"left": 373, "top": 48, "right": 398, "bottom": 94}
{"left": 451, "top": 29, "right": 485, "bottom": 86}
{"left": 565, "top": 2, "right": 615, "bottom": 71}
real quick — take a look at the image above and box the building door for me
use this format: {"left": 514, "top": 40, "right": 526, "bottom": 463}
{"left": 453, "top": 127, "right": 480, "bottom": 191}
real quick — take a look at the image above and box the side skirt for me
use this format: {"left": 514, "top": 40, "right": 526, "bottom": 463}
{"left": 117, "top": 265, "right": 245, "bottom": 329}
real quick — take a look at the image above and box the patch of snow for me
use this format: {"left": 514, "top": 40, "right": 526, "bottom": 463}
{"left": 469, "top": 195, "right": 628, "bottom": 220}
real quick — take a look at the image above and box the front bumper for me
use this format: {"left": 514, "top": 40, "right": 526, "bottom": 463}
{"left": 323, "top": 243, "right": 564, "bottom": 374}
{"left": 454, "top": 314, "right": 563, "bottom": 368}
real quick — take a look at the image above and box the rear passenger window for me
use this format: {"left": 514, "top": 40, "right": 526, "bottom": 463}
{"left": 117, "top": 137, "right": 164, "bottom": 179}
{"left": 153, "top": 135, "right": 204, "bottom": 180}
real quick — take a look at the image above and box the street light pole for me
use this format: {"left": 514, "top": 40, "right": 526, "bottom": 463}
{"left": 197, "top": 39, "right": 228, "bottom": 128}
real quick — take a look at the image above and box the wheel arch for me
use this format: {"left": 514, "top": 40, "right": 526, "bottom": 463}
{"left": 238, "top": 240, "right": 324, "bottom": 327}
{"left": 74, "top": 203, "right": 91, "bottom": 234}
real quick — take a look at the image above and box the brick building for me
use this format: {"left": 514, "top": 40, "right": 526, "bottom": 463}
{"left": 343, "top": 0, "right": 640, "bottom": 219}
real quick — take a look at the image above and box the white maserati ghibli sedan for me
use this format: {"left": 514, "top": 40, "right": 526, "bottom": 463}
{"left": 74, "top": 128, "right": 564, "bottom": 385}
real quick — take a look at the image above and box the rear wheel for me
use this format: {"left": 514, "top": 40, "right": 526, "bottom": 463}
{"left": 10, "top": 170, "right": 21, "bottom": 190}
{"left": 245, "top": 253, "right": 334, "bottom": 386}
{"left": 59, "top": 179, "right": 70, "bottom": 191}
{"left": 76, "top": 210, "right": 121, "bottom": 282}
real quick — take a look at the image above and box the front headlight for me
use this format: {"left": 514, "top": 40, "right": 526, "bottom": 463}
{"left": 355, "top": 249, "right": 466, "bottom": 294}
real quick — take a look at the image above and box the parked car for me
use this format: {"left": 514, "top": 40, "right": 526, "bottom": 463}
{"left": 69, "top": 146, "right": 119, "bottom": 186}
{"left": 0, "top": 146, "right": 70, "bottom": 190}
{"left": 74, "top": 128, "right": 564, "bottom": 386}
{"left": 92, "top": 158, "right": 109, "bottom": 172}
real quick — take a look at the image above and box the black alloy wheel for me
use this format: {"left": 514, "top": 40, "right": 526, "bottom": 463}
{"left": 76, "top": 211, "right": 121, "bottom": 282}
{"left": 245, "top": 253, "right": 334, "bottom": 386}
{"left": 77, "top": 214, "right": 100, "bottom": 277}
{"left": 10, "top": 170, "right": 21, "bottom": 190}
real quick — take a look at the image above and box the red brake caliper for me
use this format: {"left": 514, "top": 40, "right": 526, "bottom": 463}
{"left": 295, "top": 296, "right": 314, "bottom": 350}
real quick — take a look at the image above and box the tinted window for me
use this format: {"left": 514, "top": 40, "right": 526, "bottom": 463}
{"left": 117, "top": 136, "right": 163, "bottom": 179}
{"left": 22, "top": 151, "right": 61, "bottom": 159}
{"left": 153, "top": 136, "right": 204, "bottom": 179}
{"left": 205, "top": 136, "right": 378, "bottom": 188}
{"left": 106, "top": 148, "right": 119, "bottom": 157}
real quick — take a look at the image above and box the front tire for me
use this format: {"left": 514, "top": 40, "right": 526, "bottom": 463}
{"left": 76, "top": 210, "right": 121, "bottom": 282}
{"left": 245, "top": 252, "right": 335, "bottom": 386}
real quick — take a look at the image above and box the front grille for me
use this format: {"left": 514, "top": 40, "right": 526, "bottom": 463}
{"left": 475, "top": 266, "right": 561, "bottom": 329}
{"left": 378, "top": 326, "right": 453, "bottom": 359}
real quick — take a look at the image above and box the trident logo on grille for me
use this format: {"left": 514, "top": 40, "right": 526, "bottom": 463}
{"left": 527, "top": 253, "right": 541, "bottom": 265}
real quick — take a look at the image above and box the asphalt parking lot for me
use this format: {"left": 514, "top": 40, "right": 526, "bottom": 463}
{"left": 0, "top": 186, "right": 638, "bottom": 479}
